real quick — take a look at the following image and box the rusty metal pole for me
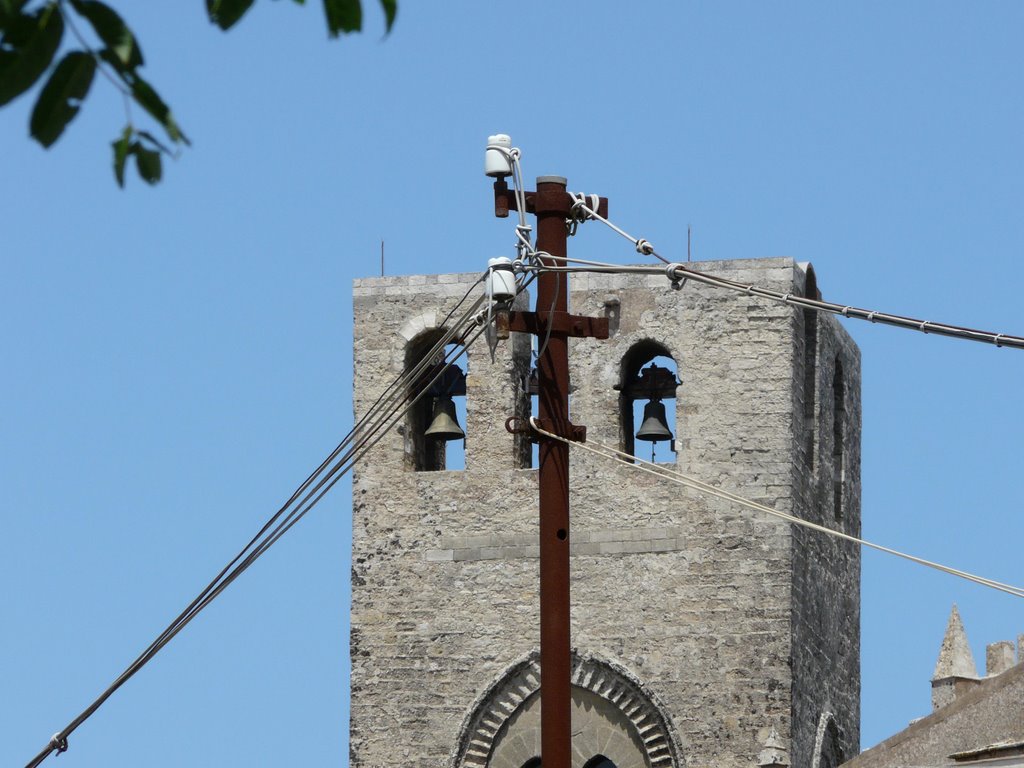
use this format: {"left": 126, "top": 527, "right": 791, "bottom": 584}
{"left": 494, "top": 171, "right": 608, "bottom": 768}
{"left": 534, "top": 175, "right": 572, "bottom": 768}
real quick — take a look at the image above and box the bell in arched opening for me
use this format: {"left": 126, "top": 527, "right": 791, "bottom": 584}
{"left": 424, "top": 395, "right": 465, "bottom": 441}
{"left": 635, "top": 398, "right": 673, "bottom": 443}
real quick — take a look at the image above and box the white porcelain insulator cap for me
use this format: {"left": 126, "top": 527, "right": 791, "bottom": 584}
{"left": 485, "top": 134, "right": 513, "bottom": 178}
{"left": 487, "top": 257, "right": 517, "bottom": 302}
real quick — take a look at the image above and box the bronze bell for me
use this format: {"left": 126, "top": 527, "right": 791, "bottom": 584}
{"left": 424, "top": 395, "right": 465, "bottom": 441}
{"left": 636, "top": 399, "right": 673, "bottom": 443}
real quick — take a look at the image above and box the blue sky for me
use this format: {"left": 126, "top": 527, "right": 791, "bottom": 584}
{"left": 3, "top": 1, "right": 1023, "bottom": 765}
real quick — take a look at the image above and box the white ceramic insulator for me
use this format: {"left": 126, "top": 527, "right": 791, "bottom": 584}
{"left": 487, "top": 257, "right": 517, "bottom": 302}
{"left": 485, "top": 134, "right": 513, "bottom": 178}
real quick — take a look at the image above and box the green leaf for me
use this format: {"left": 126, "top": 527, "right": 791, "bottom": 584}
{"left": 68, "top": 0, "right": 143, "bottom": 69}
{"left": 111, "top": 125, "right": 131, "bottom": 187}
{"left": 378, "top": 0, "right": 395, "bottom": 32}
{"left": 133, "top": 141, "right": 161, "bottom": 184}
{"left": 135, "top": 129, "right": 174, "bottom": 156}
{"left": 0, "top": 0, "right": 31, "bottom": 24}
{"left": 130, "top": 73, "right": 189, "bottom": 145}
{"left": 96, "top": 46, "right": 132, "bottom": 81}
{"left": 29, "top": 50, "right": 95, "bottom": 147}
{"left": 206, "top": 0, "right": 255, "bottom": 30}
{"left": 0, "top": 5, "right": 64, "bottom": 107}
{"left": 0, "top": 0, "right": 30, "bottom": 13}
{"left": 323, "top": 0, "right": 360, "bottom": 37}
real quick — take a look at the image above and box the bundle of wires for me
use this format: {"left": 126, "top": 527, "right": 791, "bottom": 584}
{"left": 25, "top": 268, "right": 535, "bottom": 768}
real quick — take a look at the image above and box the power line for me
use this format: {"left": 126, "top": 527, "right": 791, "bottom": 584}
{"left": 563, "top": 202, "right": 1024, "bottom": 350}
{"left": 24, "top": 269, "right": 529, "bottom": 768}
{"left": 663, "top": 261, "right": 1024, "bottom": 350}
{"left": 528, "top": 418, "right": 1024, "bottom": 599}
{"left": 567, "top": 192, "right": 669, "bottom": 264}
{"left": 526, "top": 255, "right": 1024, "bottom": 351}
{"left": 522, "top": 184, "right": 1023, "bottom": 584}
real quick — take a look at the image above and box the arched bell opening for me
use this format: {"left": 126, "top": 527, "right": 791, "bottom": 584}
{"left": 617, "top": 341, "right": 679, "bottom": 463}
{"left": 405, "top": 332, "right": 467, "bottom": 472}
{"left": 521, "top": 337, "right": 580, "bottom": 470}
{"left": 519, "top": 366, "right": 547, "bottom": 471}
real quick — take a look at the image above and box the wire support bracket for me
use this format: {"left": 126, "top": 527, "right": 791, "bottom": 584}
{"left": 493, "top": 179, "right": 609, "bottom": 221}
{"left": 567, "top": 192, "right": 601, "bottom": 236}
{"left": 507, "top": 415, "right": 587, "bottom": 443}
{"left": 665, "top": 263, "right": 687, "bottom": 290}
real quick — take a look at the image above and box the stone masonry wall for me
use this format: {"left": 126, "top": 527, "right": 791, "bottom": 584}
{"left": 351, "top": 258, "right": 861, "bottom": 768}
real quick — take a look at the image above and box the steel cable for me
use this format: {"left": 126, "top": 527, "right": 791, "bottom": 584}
{"left": 528, "top": 253, "right": 1024, "bottom": 350}
{"left": 529, "top": 418, "right": 1024, "bottom": 599}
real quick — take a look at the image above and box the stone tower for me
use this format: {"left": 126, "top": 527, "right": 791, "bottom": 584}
{"left": 351, "top": 257, "right": 861, "bottom": 768}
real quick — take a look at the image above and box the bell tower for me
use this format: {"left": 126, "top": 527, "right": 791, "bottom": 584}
{"left": 350, "top": 257, "right": 861, "bottom": 768}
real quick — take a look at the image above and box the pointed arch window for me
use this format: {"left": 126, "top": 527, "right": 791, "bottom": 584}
{"left": 803, "top": 267, "right": 819, "bottom": 466}
{"left": 405, "top": 333, "right": 467, "bottom": 472}
{"left": 617, "top": 341, "right": 679, "bottom": 463}
{"left": 832, "top": 359, "right": 845, "bottom": 519}
{"left": 814, "top": 714, "right": 845, "bottom": 768}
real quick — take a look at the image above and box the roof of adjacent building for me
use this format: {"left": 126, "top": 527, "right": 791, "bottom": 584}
{"left": 842, "top": 663, "right": 1024, "bottom": 768}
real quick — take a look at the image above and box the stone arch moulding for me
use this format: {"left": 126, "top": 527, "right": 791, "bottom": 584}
{"left": 450, "top": 650, "right": 686, "bottom": 768}
{"left": 396, "top": 310, "right": 443, "bottom": 366}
